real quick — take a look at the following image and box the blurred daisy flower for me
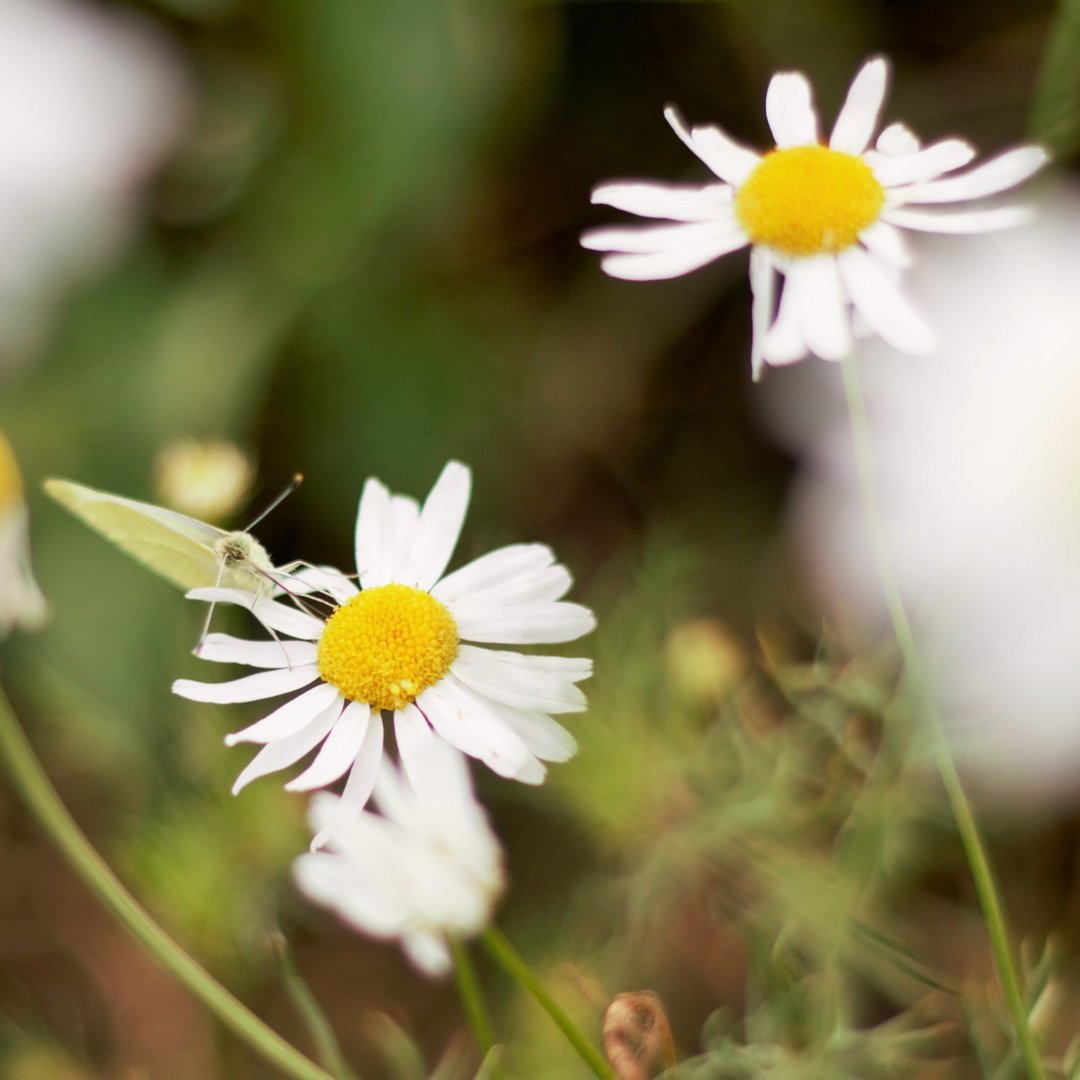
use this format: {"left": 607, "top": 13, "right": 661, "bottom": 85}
{"left": 173, "top": 461, "right": 594, "bottom": 814}
{"left": 582, "top": 58, "right": 1047, "bottom": 378}
{"left": 0, "top": 0, "right": 187, "bottom": 367}
{"left": 767, "top": 187, "right": 1080, "bottom": 800}
{"left": 0, "top": 429, "right": 46, "bottom": 636}
{"left": 294, "top": 736, "right": 502, "bottom": 977}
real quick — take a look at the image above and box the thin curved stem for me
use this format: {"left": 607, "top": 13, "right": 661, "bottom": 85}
{"left": 270, "top": 931, "right": 359, "bottom": 1080}
{"left": 0, "top": 684, "right": 336, "bottom": 1080}
{"left": 481, "top": 926, "right": 618, "bottom": 1080}
{"left": 451, "top": 937, "right": 498, "bottom": 1061}
{"left": 840, "top": 355, "right": 1045, "bottom": 1080}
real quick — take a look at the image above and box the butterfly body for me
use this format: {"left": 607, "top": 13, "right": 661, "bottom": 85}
{"left": 44, "top": 478, "right": 276, "bottom": 593}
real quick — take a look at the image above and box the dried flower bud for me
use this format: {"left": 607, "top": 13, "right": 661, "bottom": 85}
{"left": 602, "top": 991, "right": 675, "bottom": 1080}
{"left": 665, "top": 619, "right": 745, "bottom": 705}
{"left": 154, "top": 438, "right": 254, "bottom": 523}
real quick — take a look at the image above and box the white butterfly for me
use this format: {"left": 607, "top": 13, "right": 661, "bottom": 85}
{"left": 44, "top": 477, "right": 290, "bottom": 594}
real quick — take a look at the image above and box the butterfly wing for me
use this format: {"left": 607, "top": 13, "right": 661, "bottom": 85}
{"left": 44, "top": 478, "right": 229, "bottom": 591}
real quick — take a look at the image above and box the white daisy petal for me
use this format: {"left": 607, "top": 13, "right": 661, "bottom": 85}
{"left": 599, "top": 232, "right": 750, "bottom": 281}
{"left": 405, "top": 461, "right": 471, "bottom": 591}
{"left": 798, "top": 255, "right": 852, "bottom": 361}
{"left": 224, "top": 683, "right": 341, "bottom": 747}
{"left": 457, "top": 564, "right": 573, "bottom": 610}
{"left": 830, "top": 58, "right": 887, "bottom": 155}
{"left": 837, "top": 246, "right": 936, "bottom": 354}
{"left": 453, "top": 599, "right": 596, "bottom": 644}
{"left": 590, "top": 181, "right": 734, "bottom": 221}
{"left": 196, "top": 633, "right": 319, "bottom": 669}
{"left": 871, "top": 139, "right": 975, "bottom": 187}
{"left": 750, "top": 247, "right": 776, "bottom": 382}
{"left": 286, "top": 700, "right": 373, "bottom": 792}
{"left": 283, "top": 566, "right": 358, "bottom": 605}
{"left": 766, "top": 72, "right": 818, "bottom": 148}
{"left": 173, "top": 664, "right": 321, "bottom": 704}
{"left": 889, "top": 146, "right": 1048, "bottom": 205}
{"left": 355, "top": 477, "right": 395, "bottom": 589}
{"left": 858, "top": 220, "right": 911, "bottom": 267}
{"left": 417, "top": 676, "right": 545, "bottom": 784}
{"left": 402, "top": 931, "right": 452, "bottom": 977}
{"left": 186, "top": 588, "right": 326, "bottom": 639}
{"left": 664, "top": 106, "right": 761, "bottom": 186}
{"left": 581, "top": 219, "right": 741, "bottom": 254}
{"left": 232, "top": 700, "right": 341, "bottom": 793}
{"left": 394, "top": 704, "right": 445, "bottom": 798}
{"left": 294, "top": 853, "right": 397, "bottom": 932}
{"left": 389, "top": 495, "right": 420, "bottom": 582}
{"left": 432, "top": 543, "right": 555, "bottom": 607}
{"left": 452, "top": 644, "right": 590, "bottom": 713}
{"left": 394, "top": 715, "right": 480, "bottom": 824}
{"left": 340, "top": 712, "right": 384, "bottom": 806}
{"left": 875, "top": 122, "right": 920, "bottom": 156}
{"left": 477, "top": 698, "right": 578, "bottom": 762}
{"left": 882, "top": 205, "right": 1034, "bottom": 234}
{"left": 763, "top": 266, "right": 810, "bottom": 365}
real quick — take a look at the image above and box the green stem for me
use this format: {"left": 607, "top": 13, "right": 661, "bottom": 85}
{"left": 481, "top": 926, "right": 617, "bottom": 1080}
{"left": 451, "top": 936, "right": 497, "bottom": 1056}
{"left": 270, "top": 931, "right": 359, "bottom": 1080}
{"left": 840, "top": 355, "right": 1045, "bottom": 1080}
{"left": 0, "top": 684, "right": 336, "bottom": 1080}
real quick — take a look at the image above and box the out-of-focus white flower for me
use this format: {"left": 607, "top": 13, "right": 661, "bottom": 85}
{"left": 0, "top": 0, "right": 187, "bottom": 364}
{"left": 154, "top": 438, "right": 254, "bottom": 524}
{"left": 769, "top": 187, "right": 1080, "bottom": 799}
{"left": 173, "top": 461, "right": 594, "bottom": 813}
{"left": 582, "top": 58, "right": 1047, "bottom": 379}
{"left": 294, "top": 738, "right": 503, "bottom": 976}
{"left": 0, "top": 430, "right": 46, "bottom": 636}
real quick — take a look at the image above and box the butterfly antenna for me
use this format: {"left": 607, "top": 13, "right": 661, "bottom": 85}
{"left": 243, "top": 473, "right": 303, "bottom": 532}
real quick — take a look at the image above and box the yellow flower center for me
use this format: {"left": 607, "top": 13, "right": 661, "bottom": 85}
{"left": 317, "top": 583, "right": 460, "bottom": 711}
{"left": 734, "top": 145, "right": 885, "bottom": 258}
{"left": 0, "top": 430, "right": 24, "bottom": 516}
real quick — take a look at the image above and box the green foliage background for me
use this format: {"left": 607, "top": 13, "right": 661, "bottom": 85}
{"left": 1, "top": 0, "right": 1078, "bottom": 1077}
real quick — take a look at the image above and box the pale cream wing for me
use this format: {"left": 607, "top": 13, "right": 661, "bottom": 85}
{"left": 44, "top": 478, "right": 228, "bottom": 591}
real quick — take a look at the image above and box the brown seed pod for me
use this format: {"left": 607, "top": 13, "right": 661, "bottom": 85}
{"left": 602, "top": 991, "right": 675, "bottom": 1080}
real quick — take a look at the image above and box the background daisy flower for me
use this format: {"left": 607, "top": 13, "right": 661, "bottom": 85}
{"left": 0, "top": 429, "right": 46, "bottom": 636}
{"left": 173, "top": 461, "right": 594, "bottom": 816}
{"left": 765, "top": 187, "right": 1080, "bottom": 801}
{"left": 581, "top": 57, "right": 1048, "bottom": 378}
{"left": 294, "top": 736, "right": 503, "bottom": 977}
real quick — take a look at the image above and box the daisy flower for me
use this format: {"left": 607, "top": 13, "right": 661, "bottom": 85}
{"left": 581, "top": 57, "right": 1048, "bottom": 379}
{"left": 770, "top": 188, "right": 1080, "bottom": 800}
{"left": 172, "top": 461, "right": 594, "bottom": 815}
{"left": 0, "top": 429, "right": 46, "bottom": 637}
{"left": 294, "top": 734, "right": 502, "bottom": 977}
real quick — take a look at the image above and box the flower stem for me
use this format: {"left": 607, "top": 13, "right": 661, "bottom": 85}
{"left": 481, "top": 926, "right": 618, "bottom": 1080}
{"left": 270, "top": 931, "right": 359, "bottom": 1080}
{"left": 839, "top": 354, "right": 1045, "bottom": 1080}
{"left": 451, "top": 937, "right": 498, "bottom": 1059}
{"left": 0, "top": 684, "right": 336, "bottom": 1080}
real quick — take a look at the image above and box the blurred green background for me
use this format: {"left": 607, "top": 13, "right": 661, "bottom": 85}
{"left": 2, "top": 0, "right": 1079, "bottom": 1076}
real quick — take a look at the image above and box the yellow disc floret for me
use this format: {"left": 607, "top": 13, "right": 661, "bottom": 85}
{"left": 734, "top": 145, "right": 885, "bottom": 258}
{"left": 0, "top": 430, "right": 24, "bottom": 517}
{"left": 318, "top": 583, "right": 460, "bottom": 711}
